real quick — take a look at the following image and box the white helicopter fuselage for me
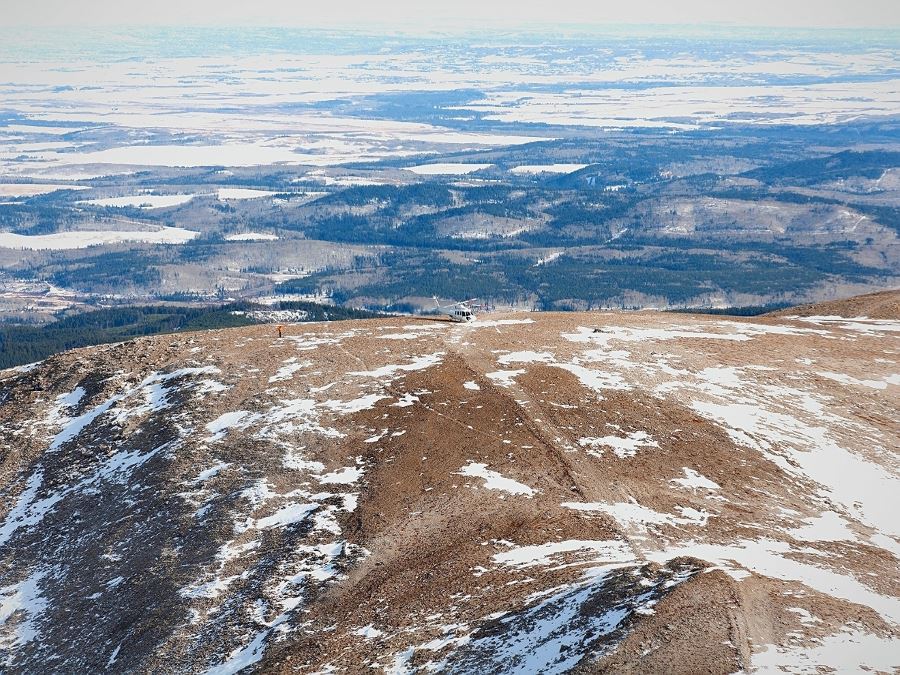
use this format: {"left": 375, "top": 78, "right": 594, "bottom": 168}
{"left": 445, "top": 307, "right": 476, "bottom": 322}
{"left": 433, "top": 297, "right": 477, "bottom": 322}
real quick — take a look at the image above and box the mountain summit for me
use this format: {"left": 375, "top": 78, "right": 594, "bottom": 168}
{"left": 2, "top": 296, "right": 898, "bottom": 673}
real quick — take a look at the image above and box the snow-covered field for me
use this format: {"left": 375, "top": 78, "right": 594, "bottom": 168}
{"left": 459, "top": 80, "right": 900, "bottom": 128}
{"left": 0, "top": 35, "right": 895, "bottom": 180}
{"left": 216, "top": 188, "right": 278, "bottom": 200}
{"left": 0, "top": 227, "right": 199, "bottom": 250}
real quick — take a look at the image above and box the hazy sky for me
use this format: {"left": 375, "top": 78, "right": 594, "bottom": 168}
{"left": 4, "top": 0, "right": 899, "bottom": 30}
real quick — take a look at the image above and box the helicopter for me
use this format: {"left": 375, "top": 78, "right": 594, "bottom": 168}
{"left": 433, "top": 296, "right": 478, "bottom": 323}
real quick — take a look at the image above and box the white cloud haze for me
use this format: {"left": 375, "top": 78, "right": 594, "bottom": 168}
{"left": 3, "top": 0, "right": 899, "bottom": 29}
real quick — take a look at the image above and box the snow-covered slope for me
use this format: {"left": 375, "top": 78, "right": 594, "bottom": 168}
{"left": 1, "top": 306, "right": 898, "bottom": 673}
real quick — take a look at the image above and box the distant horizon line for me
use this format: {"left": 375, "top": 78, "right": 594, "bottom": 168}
{"left": 3, "top": 22, "right": 899, "bottom": 34}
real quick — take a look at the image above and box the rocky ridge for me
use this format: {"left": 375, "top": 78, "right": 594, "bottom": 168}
{"left": 1, "top": 296, "right": 898, "bottom": 673}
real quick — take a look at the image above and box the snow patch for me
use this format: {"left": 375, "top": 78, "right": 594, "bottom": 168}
{"left": 787, "top": 511, "right": 856, "bottom": 543}
{"left": 0, "top": 568, "right": 48, "bottom": 659}
{"left": 691, "top": 400, "right": 899, "bottom": 538}
{"left": 324, "top": 394, "right": 387, "bottom": 414}
{"left": 319, "top": 466, "right": 363, "bottom": 485}
{"left": 556, "top": 363, "right": 629, "bottom": 393}
{"left": 254, "top": 503, "right": 318, "bottom": 530}
{"left": 269, "top": 359, "right": 307, "bottom": 383}
{"left": 191, "top": 462, "right": 231, "bottom": 483}
{"left": 351, "top": 624, "right": 383, "bottom": 638}
{"left": 563, "top": 500, "right": 709, "bottom": 529}
{"left": 493, "top": 540, "right": 633, "bottom": 568}
{"left": 217, "top": 188, "right": 277, "bottom": 200}
{"left": 578, "top": 431, "right": 658, "bottom": 459}
{"left": 645, "top": 539, "right": 900, "bottom": 623}
{"left": 497, "top": 351, "right": 554, "bottom": 365}
{"left": 349, "top": 353, "right": 443, "bottom": 379}
{"left": 457, "top": 462, "right": 536, "bottom": 497}
{"left": 818, "top": 371, "right": 899, "bottom": 390}
{"left": 206, "top": 411, "right": 256, "bottom": 442}
{"left": 670, "top": 467, "right": 720, "bottom": 491}
{"left": 751, "top": 628, "right": 899, "bottom": 674}
{"left": 486, "top": 369, "right": 525, "bottom": 387}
